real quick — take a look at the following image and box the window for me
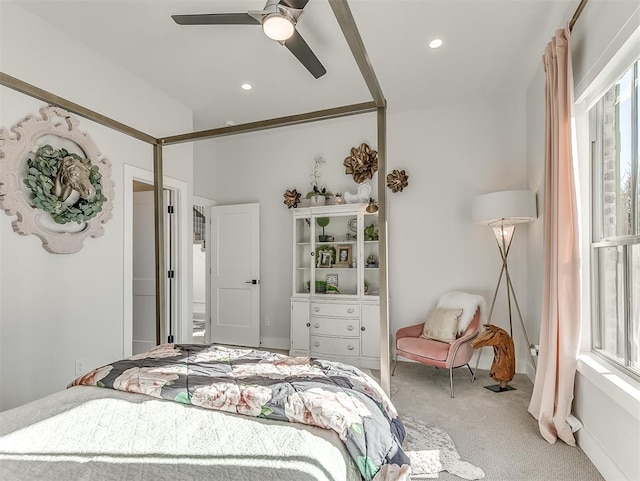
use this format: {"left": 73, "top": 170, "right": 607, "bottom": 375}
{"left": 590, "top": 59, "right": 640, "bottom": 378}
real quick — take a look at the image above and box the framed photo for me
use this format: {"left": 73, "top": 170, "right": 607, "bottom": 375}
{"left": 318, "top": 250, "right": 333, "bottom": 267}
{"left": 336, "top": 245, "right": 352, "bottom": 267}
{"left": 326, "top": 274, "right": 339, "bottom": 289}
{"left": 316, "top": 245, "right": 336, "bottom": 267}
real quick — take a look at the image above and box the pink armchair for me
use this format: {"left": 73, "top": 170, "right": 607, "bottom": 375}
{"left": 393, "top": 308, "right": 481, "bottom": 398}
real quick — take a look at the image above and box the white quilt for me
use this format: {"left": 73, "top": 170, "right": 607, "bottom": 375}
{"left": 0, "top": 386, "right": 360, "bottom": 481}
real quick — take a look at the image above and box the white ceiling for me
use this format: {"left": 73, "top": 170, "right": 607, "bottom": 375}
{"left": 14, "top": 0, "right": 576, "bottom": 131}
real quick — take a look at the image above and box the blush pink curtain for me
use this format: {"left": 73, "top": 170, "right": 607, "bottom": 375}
{"left": 527, "top": 27, "right": 581, "bottom": 446}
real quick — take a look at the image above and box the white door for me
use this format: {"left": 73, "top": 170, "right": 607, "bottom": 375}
{"left": 132, "top": 188, "right": 173, "bottom": 354}
{"left": 210, "top": 203, "right": 260, "bottom": 347}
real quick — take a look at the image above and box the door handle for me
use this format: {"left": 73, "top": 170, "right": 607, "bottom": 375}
{"left": 245, "top": 279, "right": 260, "bottom": 284}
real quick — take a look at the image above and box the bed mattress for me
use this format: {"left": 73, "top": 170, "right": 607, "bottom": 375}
{"left": 0, "top": 385, "right": 361, "bottom": 481}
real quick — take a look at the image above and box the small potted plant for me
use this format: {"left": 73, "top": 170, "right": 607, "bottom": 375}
{"left": 316, "top": 217, "right": 331, "bottom": 242}
{"left": 306, "top": 185, "right": 333, "bottom": 206}
{"left": 306, "top": 156, "right": 333, "bottom": 206}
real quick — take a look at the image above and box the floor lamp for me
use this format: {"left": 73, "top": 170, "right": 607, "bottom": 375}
{"left": 472, "top": 190, "right": 538, "bottom": 376}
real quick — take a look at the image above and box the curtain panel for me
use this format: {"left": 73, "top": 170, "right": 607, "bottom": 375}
{"left": 527, "top": 27, "right": 581, "bottom": 446}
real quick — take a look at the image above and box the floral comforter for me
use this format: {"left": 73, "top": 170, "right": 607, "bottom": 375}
{"left": 70, "top": 344, "right": 411, "bottom": 481}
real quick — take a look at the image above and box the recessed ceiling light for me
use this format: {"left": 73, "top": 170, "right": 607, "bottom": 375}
{"left": 241, "top": 83, "right": 253, "bottom": 90}
{"left": 429, "top": 39, "right": 443, "bottom": 49}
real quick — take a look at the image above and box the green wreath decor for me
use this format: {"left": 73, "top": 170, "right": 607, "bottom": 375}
{"left": 24, "top": 144, "right": 106, "bottom": 224}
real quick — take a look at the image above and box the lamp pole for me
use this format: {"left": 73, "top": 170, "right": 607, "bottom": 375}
{"left": 475, "top": 219, "right": 537, "bottom": 377}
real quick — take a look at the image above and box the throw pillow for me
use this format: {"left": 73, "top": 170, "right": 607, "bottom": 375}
{"left": 420, "top": 307, "right": 463, "bottom": 343}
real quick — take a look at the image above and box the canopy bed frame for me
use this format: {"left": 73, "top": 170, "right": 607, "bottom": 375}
{"left": 0, "top": 0, "right": 591, "bottom": 399}
{"left": 0, "top": 0, "right": 393, "bottom": 393}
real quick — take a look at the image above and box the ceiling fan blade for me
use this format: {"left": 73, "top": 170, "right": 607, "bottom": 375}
{"left": 171, "top": 13, "right": 260, "bottom": 25}
{"left": 284, "top": 29, "right": 326, "bottom": 79}
{"left": 278, "top": 0, "right": 310, "bottom": 9}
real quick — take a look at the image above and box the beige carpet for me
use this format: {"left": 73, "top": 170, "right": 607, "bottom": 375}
{"left": 376, "top": 362, "right": 604, "bottom": 481}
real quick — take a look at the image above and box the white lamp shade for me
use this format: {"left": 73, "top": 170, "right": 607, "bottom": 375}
{"left": 472, "top": 190, "right": 537, "bottom": 225}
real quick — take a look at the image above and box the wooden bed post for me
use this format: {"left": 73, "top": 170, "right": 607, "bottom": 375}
{"left": 377, "top": 106, "right": 391, "bottom": 394}
{"left": 153, "top": 141, "right": 166, "bottom": 345}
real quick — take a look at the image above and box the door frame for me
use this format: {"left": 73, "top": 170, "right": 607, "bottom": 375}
{"left": 123, "top": 164, "right": 190, "bottom": 357}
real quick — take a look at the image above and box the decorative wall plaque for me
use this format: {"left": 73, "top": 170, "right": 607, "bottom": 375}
{"left": 0, "top": 106, "right": 114, "bottom": 253}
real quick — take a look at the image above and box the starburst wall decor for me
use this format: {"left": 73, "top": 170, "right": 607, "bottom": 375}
{"left": 343, "top": 142, "right": 378, "bottom": 183}
{"left": 386, "top": 169, "right": 409, "bottom": 193}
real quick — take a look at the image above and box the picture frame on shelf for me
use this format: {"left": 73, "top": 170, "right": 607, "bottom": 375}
{"left": 318, "top": 250, "right": 333, "bottom": 267}
{"left": 316, "top": 245, "right": 336, "bottom": 267}
{"left": 326, "top": 274, "right": 339, "bottom": 289}
{"left": 336, "top": 245, "right": 352, "bottom": 267}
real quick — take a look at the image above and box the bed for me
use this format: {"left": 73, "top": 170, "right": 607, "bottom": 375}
{"left": 0, "top": 344, "right": 411, "bottom": 481}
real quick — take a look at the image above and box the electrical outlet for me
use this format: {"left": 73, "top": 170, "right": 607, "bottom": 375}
{"left": 264, "top": 317, "right": 270, "bottom": 327}
{"left": 75, "top": 359, "right": 85, "bottom": 376}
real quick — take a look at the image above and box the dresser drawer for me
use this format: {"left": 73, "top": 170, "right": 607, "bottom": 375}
{"left": 310, "top": 302, "right": 359, "bottom": 318}
{"left": 310, "top": 316, "right": 360, "bottom": 337}
{"left": 310, "top": 335, "right": 360, "bottom": 357}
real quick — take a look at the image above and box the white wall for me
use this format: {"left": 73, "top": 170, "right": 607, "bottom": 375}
{"left": 525, "top": 2, "right": 640, "bottom": 479}
{"left": 0, "top": 3, "right": 193, "bottom": 410}
{"left": 386, "top": 95, "right": 532, "bottom": 373}
{"left": 525, "top": 64, "right": 546, "bottom": 353}
{"left": 194, "top": 138, "right": 219, "bottom": 201}
{"left": 201, "top": 93, "right": 533, "bottom": 372}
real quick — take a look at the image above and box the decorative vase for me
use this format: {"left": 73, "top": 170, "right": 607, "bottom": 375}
{"left": 334, "top": 193, "right": 344, "bottom": 205}
{"left": 309, "top": 195, "right": 326, "bottom": 206}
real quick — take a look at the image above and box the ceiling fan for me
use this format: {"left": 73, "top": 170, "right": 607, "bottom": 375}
{"left": 172, "top": 0, "right": 326, "bottom": 79}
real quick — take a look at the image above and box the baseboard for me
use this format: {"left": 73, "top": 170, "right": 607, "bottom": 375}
{"left": 576, "top": 425, "right": 628, "bottom": 481}
{"left": 259, "top": 337, "right": 289, "bottom": 351}
{"left": 525, "top": 360, "right": 536, "bottom": 383}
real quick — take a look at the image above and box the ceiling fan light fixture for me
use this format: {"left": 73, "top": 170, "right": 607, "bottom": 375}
{"left": 262, "top": 13, "right": 295, "bottom": 41}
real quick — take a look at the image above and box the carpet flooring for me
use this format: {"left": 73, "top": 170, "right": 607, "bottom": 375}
{"left": 377, "top": 362, "right": 604, "bottom": 481}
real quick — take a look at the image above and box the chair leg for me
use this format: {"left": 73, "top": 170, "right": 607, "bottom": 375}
{"left": 449, "top": 365, "right": 455, "bottom": 398}
{"left": 392, "top": 353, "right": 398, "bottom": 376}
{"left": 472, "top": 348, "right": 482, "bottom": 382}
{"left": 466, "top": 363, "right": 474, "bottom": 379}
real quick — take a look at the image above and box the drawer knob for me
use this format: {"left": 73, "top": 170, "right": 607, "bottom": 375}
{"left": 306, "top": 322, "right": 310, "bottom": 327}
{"left": 314, "top": 322, "right": 320, "bottom": 328}
{"left": 347, "top": 308, "right": 354, "bottom": 313}
{"left": 313, "top": 307, "right": 320, "bottom": 312}
{"left": 347, "top": 325, "right": 354, "bottom": 331}
{"left": 361, "top": 326, "right": 366, "bottom": 331}
{"left": 347, "top": 345, "right": 355, "bottom": 351}
{"left": 313, "top": 341, "right": 320, "bottom": 347}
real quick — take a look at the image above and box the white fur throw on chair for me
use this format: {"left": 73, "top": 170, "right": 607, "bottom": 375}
{"left": 437, "top": 291, "right": 487, "bottom": 335}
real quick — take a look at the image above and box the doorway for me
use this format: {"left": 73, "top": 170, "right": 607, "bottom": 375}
{"left": 192, "top": 196, "right": 216, "bottom": 345}
{"left": 192, "top": 203, "right": 207, "bottom": 343}
{"left": 123, "top": 165, "right": 190, "bottom": 358}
